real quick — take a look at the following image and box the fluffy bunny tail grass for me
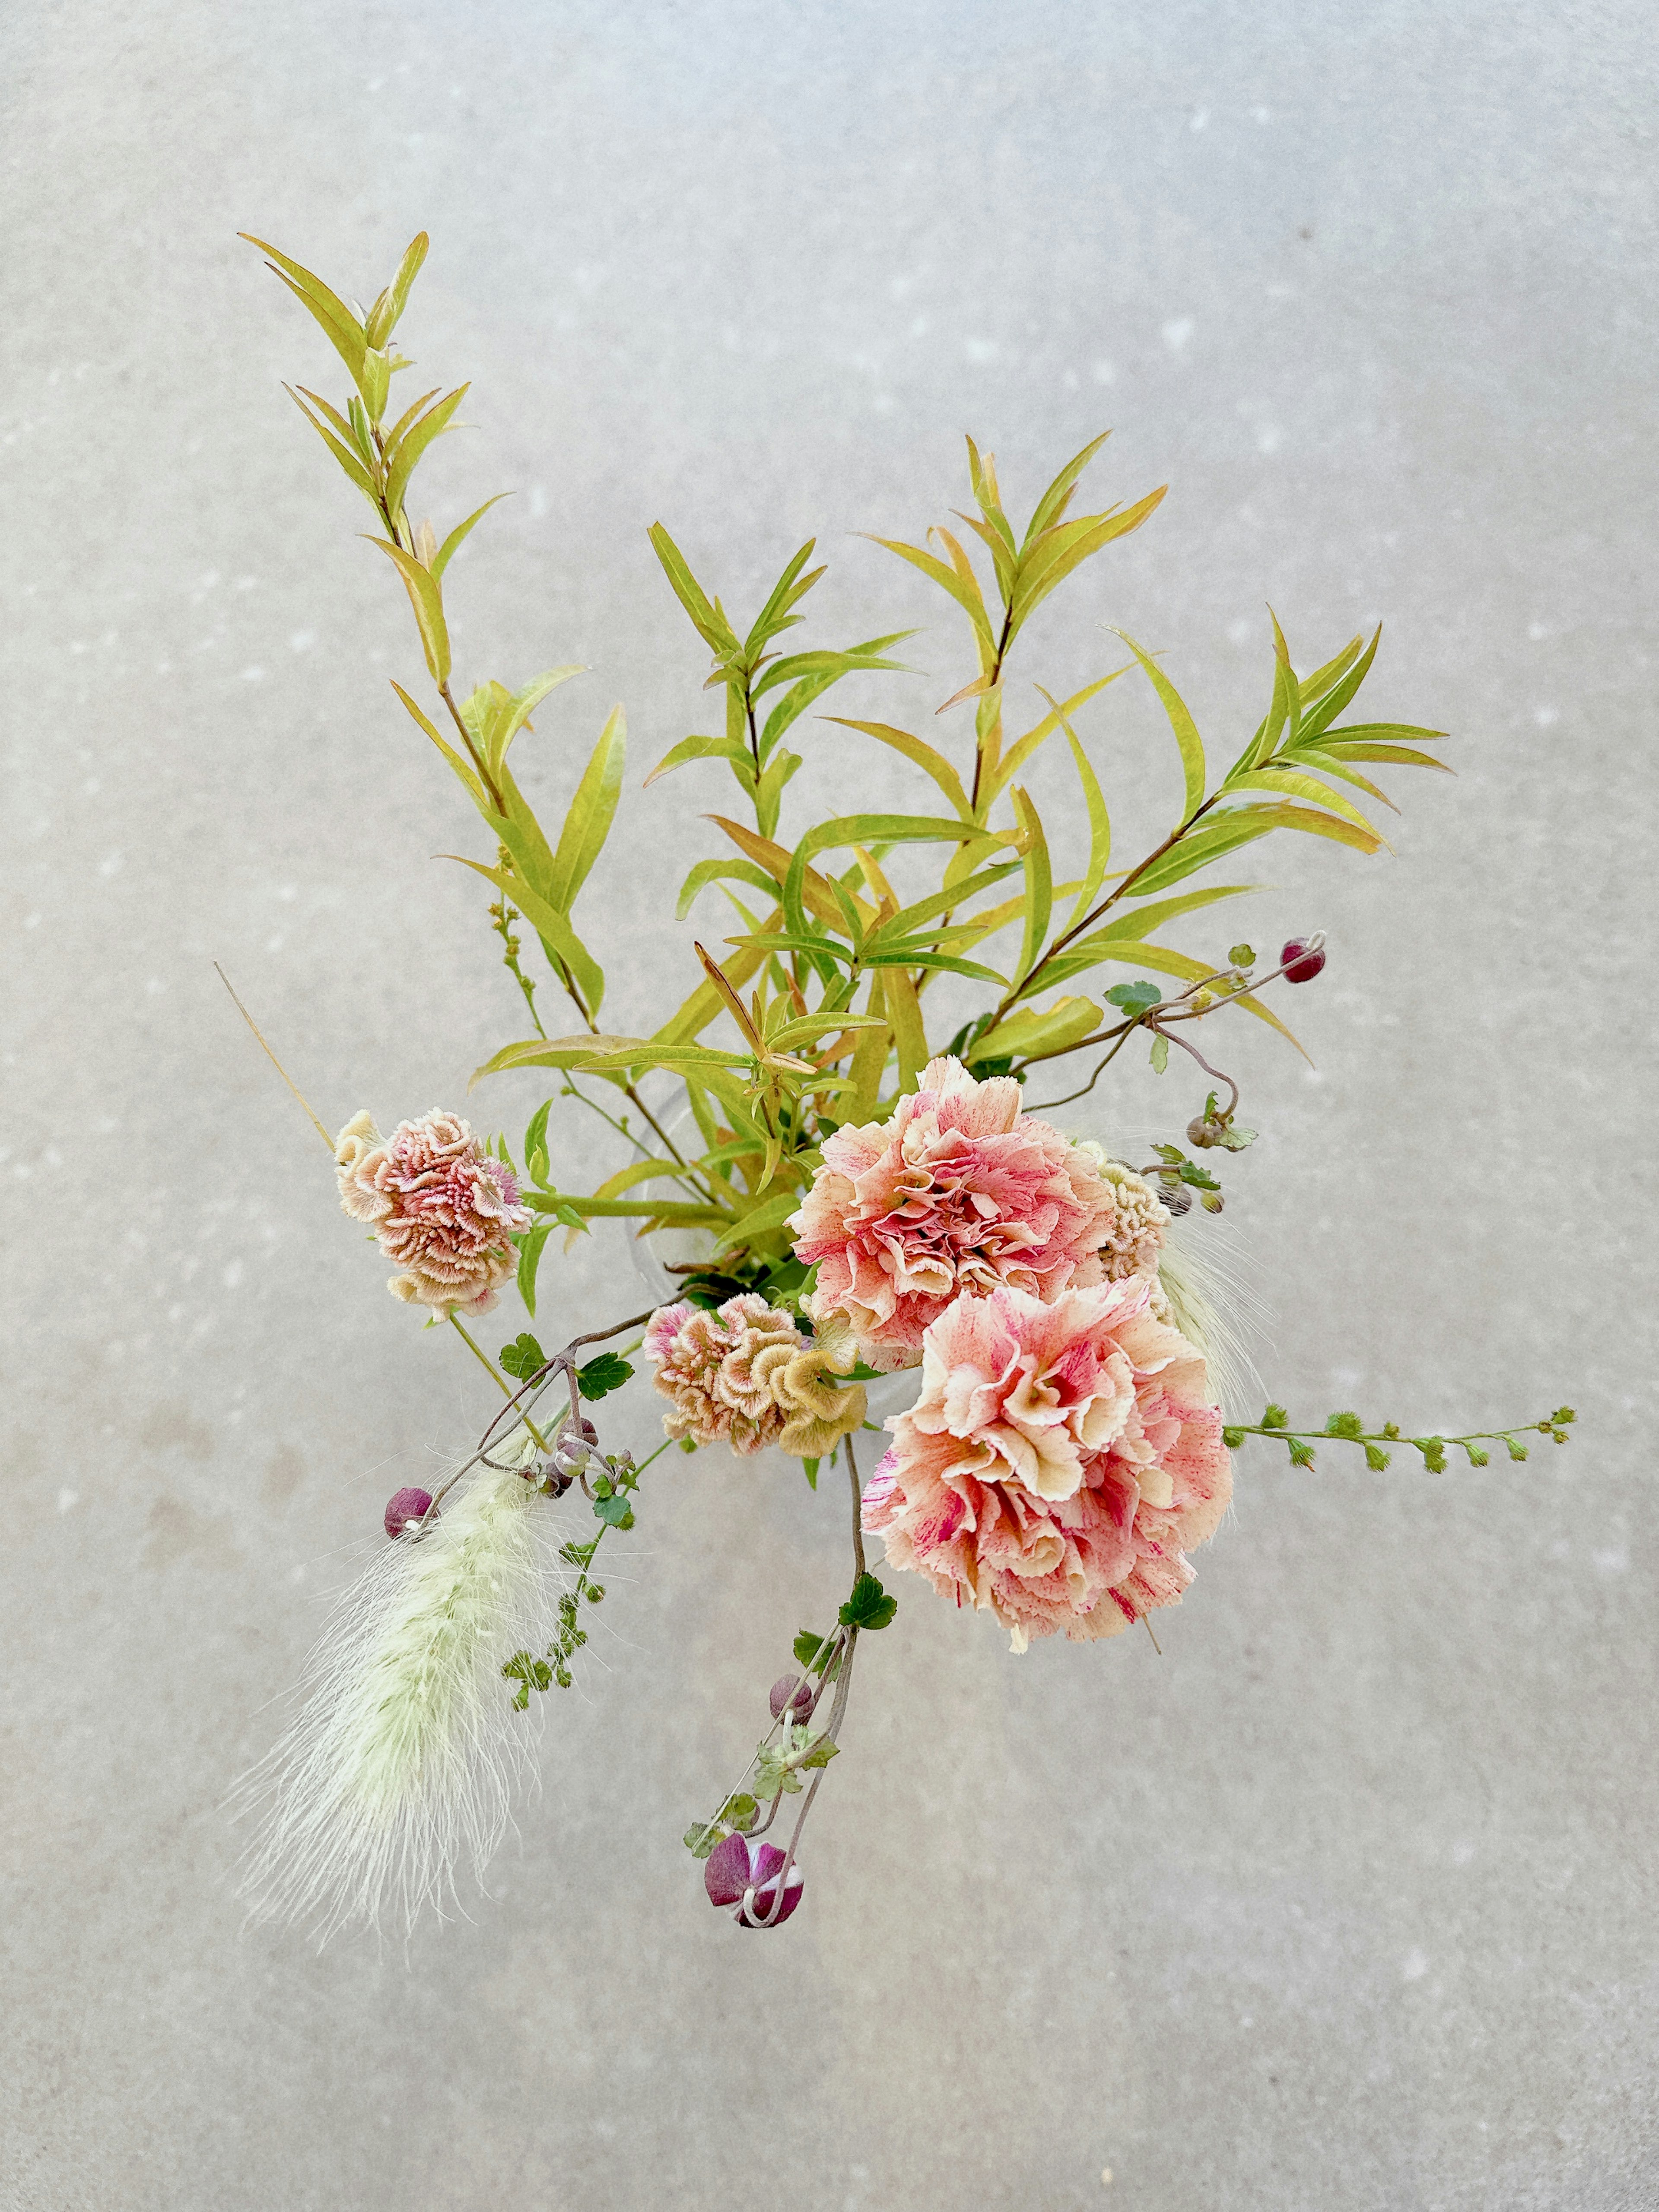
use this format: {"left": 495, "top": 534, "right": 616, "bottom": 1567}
{"left": 232, "top": 1430, "right": 557, "bottom": 1943}
{"left": 1157, "top": 1213, "right": 1264, "bottom": 1420}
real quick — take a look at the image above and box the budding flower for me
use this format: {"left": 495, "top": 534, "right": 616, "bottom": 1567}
{"left": 547, "top": 1417, "right": 600, "bottom": 1481}
{"left": 383, "top": 1486, "right": 435, "bottom": 1540}
{"left": 704, "top": 1832, "right": 804, "bottom": 1929}
{"left": 769, "top": 1674, "right": 815, "bottom": 1723}
{"left": 1159, "top": 1180, "right": 1194, "bottom": 1217}
{"left": 1186, "top": 1115, "right": 1223, "bottom": 1149}
{"left": 1281, "top": 935, "right": 1326, "bottom": 984}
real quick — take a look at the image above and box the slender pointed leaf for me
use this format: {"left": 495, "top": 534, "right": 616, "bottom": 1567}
{"left": 865, "top": 863, "right": 1020, "bottom": 950}
{"left": 1010, "top": 488, "right": 1166, "bottom": 630}
{"left": 390, "top": 679, "right": 486, "bottom": 807}
{"left": 675, "top": 858, "right": 779, "bottom": 918}
{"left": 548, "top": 705, "right": 626, "bottom": 912}
{"left": 1086, "top": 884, "right": 1260, "bottom": 944}
{"left": 285, "top": 387, "right": 378, "bottom": 500}
{"left": 1298, "top": 626, "right": 1381, "bottom": 741}
{"left": 1062, "top": 723, "right": 1112, "bottom": 929}
{"left": 648, "top": 523, "right": 739, "bottom": 653}
{"left": 1224, "top": 768, "right": 1387, "bottom": 840}
{"left": 1011, "top": 787, "right": 1051, "bottom": 989}
{"left": 487, "top": 666, "right": 585, "bottom": 777}
{"left": 383, "top": 384, "right": 469, "bottom": 521}
{"left": 881, "top": 961, "right": 929, "bottom": 1090}
{"left": 1108, "top": 628, "right": 1207, "bottom": 822}
{"left": 864, "top": 534, "right": 996, "bottom": 647}
{"left": 447, "top": 856, "right": 605, "bottom": 1012}
{"left": 982, "top": 668, "right": 1130, "bottom": 807}
{"left": 381, "top": 232, "right": 429, "bottom": 339}
{"left": 822, "top": 719, "right": 973, "bottom": 819}
{"left": 433, "top": 492, "right": 512, "bottom": 578}
{"left": 364, "top": 538, "right": 451, "bottom": 684}
{"left": 242, "top": 234, "right": 366, "bottom": 375}
{"left": 1316, "top": 741, "right": 1453, "bottom": 771}
{"left": 1021, "top": 430, "right": 1112, "bottom": 550}
{"left": 969, "top": 996, "right": 1102, "bottom": 1064}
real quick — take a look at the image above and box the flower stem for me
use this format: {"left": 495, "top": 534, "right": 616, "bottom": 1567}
{"left": 448, "top": 1315, "right": 552, "bottom": 1450}
{"left": 845, "top": 1432, "right": 866, "bottom": 1581}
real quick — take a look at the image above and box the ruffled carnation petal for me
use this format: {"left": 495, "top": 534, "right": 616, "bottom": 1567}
{"left": 334, "top": 1109, "right": 532, "bottom": 1316}
{"left": 791, "top": 1057, "right": 1169, "bottom": 1364}
{"left": 863, "top": 1280, "right": 1230, "bottom": 1646}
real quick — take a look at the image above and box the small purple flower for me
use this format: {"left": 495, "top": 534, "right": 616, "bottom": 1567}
{"left": 704, "top": 1832, "right": 804, "bottom": 1929}
{"left": 384, "top": 1486, "right": 435, "bottom": 1540}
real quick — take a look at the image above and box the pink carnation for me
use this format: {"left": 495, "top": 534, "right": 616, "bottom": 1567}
{"left": 791, "top": 1055, "right": 1144, "bottom": 1366}
{"left": 861, "top": 1279, "right": 1231, "bottom": 1648}
{"left": 334, "top": 1109, "right": 531, "bottom": 1317}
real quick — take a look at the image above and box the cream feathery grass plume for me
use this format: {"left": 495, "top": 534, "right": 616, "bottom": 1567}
{"left": 1068, "top": 1122, "right": 1264, "bottom": 1419}
{"left": 232, "top": 1424, "right": 559, "bottom": 1943}
{"left": 1156, "top": 1214, "right": 1263, "bottom": 1420}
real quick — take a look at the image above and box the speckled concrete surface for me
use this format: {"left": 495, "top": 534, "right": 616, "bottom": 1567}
{"left": 3, "top": 3, "right": 1656, "bottom": 2206}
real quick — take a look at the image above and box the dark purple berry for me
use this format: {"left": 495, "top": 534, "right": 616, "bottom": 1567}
{"left": 384, "top": 1486, "right": 435, "bottom": 1540}
{"left": 1281, "top": 936, "right": 1326, "bottom": 984}
{"left": 769, "top": 1674, "right": 815, "bottom": 1722}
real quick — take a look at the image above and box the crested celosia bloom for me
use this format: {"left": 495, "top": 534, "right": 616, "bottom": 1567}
{"left": 791, "top": 1055, "right": 1164, "bottom": 1366}
{"left": 335, "top": 1109, "right": 531, "bottom": 1317}
{"left": 860, "top": 1278, "right": 1230, "bottom": 1649}
{"left": 644, "top": 1293, "right": 867, "bottom": 1459}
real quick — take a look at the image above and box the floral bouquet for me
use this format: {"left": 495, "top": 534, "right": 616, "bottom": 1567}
{"left": 229, "top": 231, "right": 1573, "bottom": 1942}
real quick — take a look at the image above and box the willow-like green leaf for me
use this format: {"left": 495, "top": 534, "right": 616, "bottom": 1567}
{"left": 486, "top": 667, "right": 586, "bottom": 778}
{"left": 433, "top": 492, "right": 512, "bottom": 579}
{"left": 1010, "top": 787, "right": 1052, "bottom": 990}
{"left": 1298, "top": 626, "right": 1381, "bottom": 742}
{"left": 447, "top": 857, "right": 604, "bottom": 1012}
{"left": 1020, "top": 430, "right": 1112, "bottom": 549}
{"left": 1224, "top": 767, "right": 1387, "bottom": 841}
{"left": 1010, "top": 489, "right": 1166, "bottom": 633}
{"left": 1108, "top": 628, "right": 1207, "bottom": 823}
{"left": 969, "top": 996, "right": 1101, "bottom": 1064}
{"left": 242, "top": 234, "right": 366, "bottom": 377}
{"left": 821, "top": 719, "right": 973, "bottom": 820}
{"left": 1062, "top": 723, "right": 1112, "bottom": 929}
{"left": 383, "top": 384, "right": 469, "bottom": 522}
{"left": 648, "top": 523, "right": 739, "bottom": 654}
{"left": 1082, "top": 883, "right": 1260, "bottom": 944}
{"left": 390, "top": 679, "right": 486, "bottom": 807}
{"left": 548, "top": 706, "right": 626, "bottom": 914}
{"left": 675, "top": 857, "right": 780, "bottom": 919}
{"left": 285, "top": 388, "right": 379, "bottom": 502}
{"left": 364, "top": 538, "right": 451, "bottom": 684}
{"left": 864, "top": 534, "right": 996, "bottom": 648}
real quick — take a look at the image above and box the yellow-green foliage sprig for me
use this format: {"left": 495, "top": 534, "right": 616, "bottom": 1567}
{"left": 251, "top": 229, "right": 1454, "bottom": 1294}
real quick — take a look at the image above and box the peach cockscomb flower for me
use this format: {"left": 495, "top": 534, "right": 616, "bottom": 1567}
{"left": 644, "top": 1293, "right": 867, "bottom": 1460}
{"left": 334, "top": 1109, "right": 531, "bottom": 1318}
{"left": 860, "top": 1278, "right": 1231, "bottom": 1649}
{"left": 791, "top": 1055, "right": 1166, "bottom": 1367}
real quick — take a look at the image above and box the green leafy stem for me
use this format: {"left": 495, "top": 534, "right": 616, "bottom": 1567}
{"left": 1224, "top": 1404, "right": 1578, "bottom": 1473}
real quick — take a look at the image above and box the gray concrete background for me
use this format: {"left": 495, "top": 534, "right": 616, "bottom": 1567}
{"left": 3, "top": 2, "right": 1656, "bottom": 2206}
